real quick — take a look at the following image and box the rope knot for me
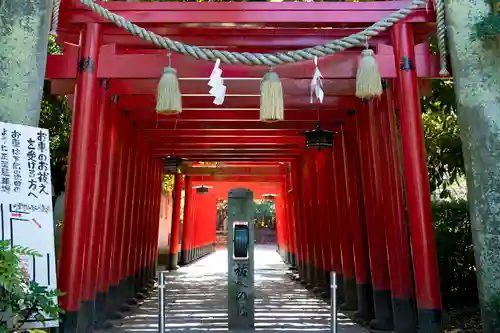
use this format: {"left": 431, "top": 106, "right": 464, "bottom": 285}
{"left": 361, "top": 49, "right": 375, "bottom": 57}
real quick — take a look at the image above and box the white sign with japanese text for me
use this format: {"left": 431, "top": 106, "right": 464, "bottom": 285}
{"left": 0, "top": 121, "right": 58, "bottom": 328}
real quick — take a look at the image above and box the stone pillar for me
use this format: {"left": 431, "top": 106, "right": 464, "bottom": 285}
{"left": 445, "top": 0, "right": 500, "bottom": 330}
{"left": 0, "top": 0, "right": 52, "bottom": 125}
{"left": 227, "top": 188, "right": 255, "bottom": 330}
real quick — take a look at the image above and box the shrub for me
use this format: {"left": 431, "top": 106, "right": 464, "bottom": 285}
{"left": 432, "top": 200, "right": 478, "bottom": 306}
{"left": 0, "top": 241, "right": 63, "bottom": 332}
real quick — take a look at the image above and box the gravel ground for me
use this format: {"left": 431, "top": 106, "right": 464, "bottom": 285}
{"left": 444, "top": 306, "right": 482, "bottom": 333}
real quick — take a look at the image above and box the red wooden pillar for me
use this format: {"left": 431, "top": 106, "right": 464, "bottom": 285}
{"left": 281, "top": 179, "right": 292, "bottom": 264}
{"left": 197, "top": 192, "right": 202, "bottom": 258}
{"left": 141, "top": 160, "right": 154, "bottom": 284}
{"left": 180, "top": 176, "right": 194, "bottom": 264}
{"left": 143, "top": 156, "right": 155, "bottom": 287}
{"left": 210, "top": 191, "right": 217, "bottom": 253}
{"left": 301, "top": 153, "right": 316, "bottom": 285}
{"left": 344, "top": 113, "right": 374, "bottom": 321}
{"left": 280, "top": 188, "right": 289, "bottom": 261}
{"left": 115, "top": 127, "right": 135, "bottom": 303}
{"left": 290, "top": 163, "right": 303, "bottom": 273}
{"left": 333, "top": 133, "right": 357, "bottom": 310}
{"left": 141, "top": 151, "right": 154, "bottom": 284}
{"left": 315, "top": 149, "right": 332, "bottom": 292}
{"left": 275, "top": 187, "right": 285, "bottom": 259}
{"left": 95, "top": 96, "right": 120, "bottom": 328}
{"left": 200, "top": 192, "right": 209, "bottom": 256}
{"left": 292, "top": 158, "right": 308, "bottom": 282}
{"left": 284, "top": 171, "right": 293, "bottom": 266}
{"left": 149, "top": 161, "right": 163, "bottom": 278}
{"left": 168, "top": 173, "right": 183, "bottom": 270}
{"left": 357, "top": 102, "right": 394, "bottom": 331}
{"left": 325, "top": 152, "right": 344, "bottom": 300}
{"left": 309, "top": 152, "right": 324, "bottom": 288}
{"left": 106, "top": 107, "right": 130, "bottom": 313}
{"left": 197, "top": 193, "right": 202, "bottom": 258}
{"left": 317, "top": 152, "right": 335, "bottom": 296}
{"left": 199, "top": 192, "right": 205, "bottom": 258}
{"left": 378, "top": 90, "right": 418, "bottom": 332}
{"left": 392, "top": 23, "right": 442, "bottom": 332}
{"left": 285, "top": 170, "right": 297, "bottom": 267}
{"left": 127, "top": 137, "right": 143, "bottom": 298}
{"left": 141, "top": 159, "right": 155, "bottom": 285}
{"left": 58, "top": 22, "right": 102, "bottom": 331}
{"left": 192, "top": 192, "right": 199, "bottom": 260}
{"left": 284, "top": 181, "right": 291, "bottom": 262}
{"left": 274, "top": 190, "right": 282, "bottom": 255}
{"left": 121, "top": 130, "right": 140, "bottom": 299}
{"left": 131, "top": 144, "right": 148, "bottom": 295}
{"left": 212, "top": 192, "right": 217, "bottom": 252}
{"left": 84, "top": 81, "right": 111, "bottom": 326}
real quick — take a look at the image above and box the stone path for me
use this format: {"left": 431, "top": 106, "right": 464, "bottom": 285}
{"left": 103, "top": 245, "right": 368, "bottom": 333}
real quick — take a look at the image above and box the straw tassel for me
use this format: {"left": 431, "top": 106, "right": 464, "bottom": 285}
{"left": 260, "top": 70, "right": 284, "bottom": 122}
{"left": 156, "top": 66, "right": 182, "bottom": 114}
{"left": 355, "top": 49, "right": 383, "bottom": 100}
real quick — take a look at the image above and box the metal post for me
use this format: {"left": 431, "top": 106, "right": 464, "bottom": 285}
{"left": 158, "top": 271, "right": 165, "bottom": 333}
{"left": 330, "top": 271, "right": 338, "bottom": 333}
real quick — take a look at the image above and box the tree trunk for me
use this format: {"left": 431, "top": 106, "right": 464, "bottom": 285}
{"left": 445, "top": 0, "right": 500, "bottom": 331}
{"left": 0, "top": 0, "right": 52, "bottom": 126}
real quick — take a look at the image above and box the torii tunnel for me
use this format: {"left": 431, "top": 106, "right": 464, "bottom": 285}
{"left": 46, "top": 1, "right": 444, "bottom": 332}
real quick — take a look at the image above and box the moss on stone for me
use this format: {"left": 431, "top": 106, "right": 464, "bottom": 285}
{"left": 0, "top": 0, "right": 52, "bottom": 126}
{"left": 445, "top": 0, "right": 500, "bottom": 331}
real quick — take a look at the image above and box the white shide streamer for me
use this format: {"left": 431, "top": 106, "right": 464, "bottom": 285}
{"left": 208, "top": 59, "right": 226, "bottom": 105}
{"left": 310, "top": 56, "right": 324, "bottom": 104}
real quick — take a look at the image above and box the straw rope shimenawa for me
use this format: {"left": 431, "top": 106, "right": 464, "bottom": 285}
{"left": 68, "top": 0, "right": 447, "bottom": 70}
{"left": 49, "top": 0, "right": 449, "bottom": 118}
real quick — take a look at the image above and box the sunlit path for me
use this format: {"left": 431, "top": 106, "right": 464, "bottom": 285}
{"left": 101, "top": 245, "right": 368, "bottom": 333}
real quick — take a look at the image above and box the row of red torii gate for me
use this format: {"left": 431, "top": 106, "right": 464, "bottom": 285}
{"left": 47, "top": 1, "right": 445, "bottom": 333}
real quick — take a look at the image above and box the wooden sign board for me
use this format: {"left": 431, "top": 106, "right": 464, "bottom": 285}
{"left": 0, "top": 122, "right": 58, "bottom": 328}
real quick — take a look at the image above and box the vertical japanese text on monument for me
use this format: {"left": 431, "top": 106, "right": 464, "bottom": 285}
{"left": 0, "top": 121, "right": 58, "bottom": 328}
{"left": 36, "top": 131, "right": 49, "bottom": 197}
{"left": 1, "top": 128, "right": 10, "bottom": 194}
{"left": 11, "top": 129, "right": 22, "bottom": 193}
{"left": 232, "top": 261, "right": 250, "bottom": 317}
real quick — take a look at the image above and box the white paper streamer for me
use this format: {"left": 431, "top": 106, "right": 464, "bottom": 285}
{"left": 310, "top": 56, "right": 324, "bottom": 104}
{"left": 208, "top": 59, "right": 226, "bottom": 105}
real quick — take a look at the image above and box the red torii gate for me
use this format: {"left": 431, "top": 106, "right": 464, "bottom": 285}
{"left": 46, "top": 1, "right": 443, "bottom": 333}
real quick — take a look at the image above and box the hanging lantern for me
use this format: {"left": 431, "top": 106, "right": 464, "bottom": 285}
{"left": 298, "top": 121, "right": 336, "bottom": 151}
{"left": 261, "top": 193, "right": 278, "bottom": 200}
{"left": 163, "top": 156, "right": 184, "bottom": 174}
{"left": 193, "top": 185, "right": 212, "bottom": 194}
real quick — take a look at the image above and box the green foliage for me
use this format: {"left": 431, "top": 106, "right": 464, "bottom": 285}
{"left": 421, "top": 80, "right": 464, "bottom": 197}
{"left": 40, "top": 82, "right": 72, "bottom": 170}
{"left": 253, "top": 200, "right": 275, "bottom": 228}
{"left": 0, "top": 241, "right": 64, "bottom": 332}
{"left": 0, "top": 242, "right": 39, "bottom": 295}
{"left": 163, "top": 174, "right": 175, "bottom": 193}
{"left": 432, "top": 200, "right": 477, "bottom": 306}
{"left": 216, "top": 199, "right": 228, "bottom": 231}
